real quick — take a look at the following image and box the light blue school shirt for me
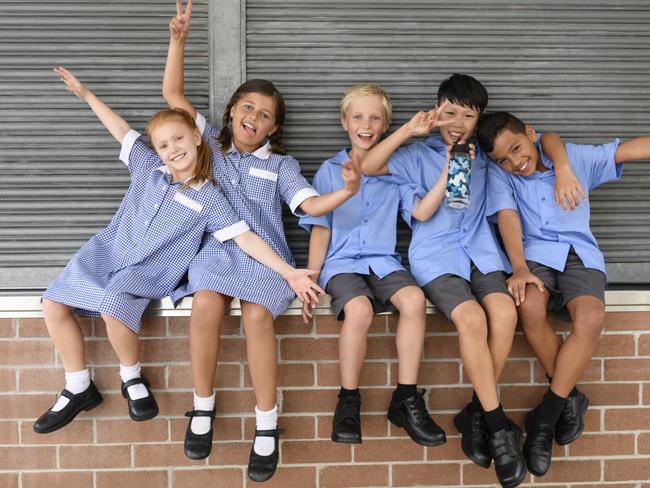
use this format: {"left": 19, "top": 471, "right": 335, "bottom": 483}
{"left": 299, "top": 148, "right": 423, "bottom": 289}
{"left": 387, "top": 135, "right": 511, "bottom": 286}
{"left": 486, "top": 137, "right": 622, "bottom": 275}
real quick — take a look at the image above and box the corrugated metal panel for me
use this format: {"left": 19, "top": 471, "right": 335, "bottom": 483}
{"left": 0, "top": 0, "right": 210, "bottom": 289}
{"left": 246, "top": 0, "right": 650, "bottom": 283}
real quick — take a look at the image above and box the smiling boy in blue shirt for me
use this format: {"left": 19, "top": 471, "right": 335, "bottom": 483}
{"left": 477, "top": 111, "right": 650, "bottom": 478}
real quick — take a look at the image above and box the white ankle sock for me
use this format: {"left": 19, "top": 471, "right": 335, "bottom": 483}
{"left": 51, "top": 369, "right": 91, "bottom": 412}
{"left": 191, "top": 391, "right": 216, "bottom": 435}
{"left": 119, "top": 363, "right": 148, "bottom": 400}
{"left": 253, "top": 405, "right": 278, "bottom": 456}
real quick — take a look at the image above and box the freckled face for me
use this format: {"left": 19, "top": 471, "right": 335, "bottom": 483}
{"left": 230, "top": 92, "right": 278, "bottom": 153}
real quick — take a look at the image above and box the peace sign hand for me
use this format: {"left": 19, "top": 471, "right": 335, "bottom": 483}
{"left": 170, "top": 0, "right": 193, "bottom": 41}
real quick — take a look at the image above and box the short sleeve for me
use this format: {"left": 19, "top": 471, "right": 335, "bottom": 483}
{"left": 299, "top": 163, "right": 333, "bottom": 232}
{"left": 195, "top": 112, "right": 220, "bottom": 141}
{"left": 398, "top": 181, "right": 427, "bottom": 226}
{"left": 485, "top": 163, "right": 518, "bottom": 221}
{"left": 567, "top": 140, "right": 622, "bottom": 191}
{"left": 119, "top": 130, "right": 162, "bottom": 177}
{"left": 387, "top": 143, "right": 423, "bottom": 185}
{"left": 207, "top": 187, "right": 251, "bottom": 242}
{"left": 277, "top": 155, "right": 320, "bottom": 216}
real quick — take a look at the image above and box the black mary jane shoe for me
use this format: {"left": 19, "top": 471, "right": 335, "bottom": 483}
{"left": 184, "top": 409, "right": 216, "bottom": 460}
{"left": 247, "top": 428, "right": 284, "bottom": 482}
{"left": 33, "top": 381, "right": 103, "bottom": 434}
{"left": 121, "top": 376, "right": 159, "bottom": 421}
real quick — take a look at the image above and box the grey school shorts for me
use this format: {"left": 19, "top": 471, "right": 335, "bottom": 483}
{"left": 421, "top": 264, "right": 509, "bottom": 320}
{"left": 326, "top": 270, "right": 418, "bottom": 321}
{"left": 527, "top": 247, "right": 606, "bottom": 320}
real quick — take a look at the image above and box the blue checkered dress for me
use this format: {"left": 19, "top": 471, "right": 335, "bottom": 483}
{"left": 43, "top": 130, "right": 249, "bottom": 333}
{"left": 171, "top": 113, "right": 319, "bottom": 317}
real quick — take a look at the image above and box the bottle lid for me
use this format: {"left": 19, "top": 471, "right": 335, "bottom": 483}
{"left": 452, "top": 143, "right": 470, "bottom": 153}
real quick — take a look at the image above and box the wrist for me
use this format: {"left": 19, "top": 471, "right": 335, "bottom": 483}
{"left": 512, "top": 263, "right": 530, "bottom": 274}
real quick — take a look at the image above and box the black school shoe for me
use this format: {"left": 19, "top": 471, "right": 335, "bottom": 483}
{"left": 522, "top": 408, "right": 555, "bottom": 477}
{"left": 121, "top": 376, "right": 159, "bottom": 421}
{"left": 555, "top": 388, "right": 589, "bottom": 445}
{"left": 488, "top": 421, "right": 527, "bottom": 488}
{"left": 247, "top": 428, "right": 284, "bottom": 482}
{"left": 33, "top": 381, "right": 103, "bottom": 434}
{"left": 184, "top": 409, "right": 216, "bottom": 460}
{"left": 387, "top": 389, "right": 446, "bottom": 447}
{"left": 331, "top": 394, "right": 362, "bottom": 444}
{"left": 453, "top": 403, "right": 491, "bottom": 468}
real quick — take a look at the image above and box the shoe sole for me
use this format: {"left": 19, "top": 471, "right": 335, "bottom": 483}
{"left": 453, "top": 412, "right": 491, "bottom": 468}
{"left": 331, "top": 433, "right": 362, "bottom": 444}
{"left": 33, "top": 394, "right": 103, "bottom": 434}
{"left": 555, "top": 397, "right": 589, "bottom": 446}
{"left": 387, "top": 411, "right": 446, "bottom": 447}
{"left": 129, "top": 406, "right": 159, "bottom": 422}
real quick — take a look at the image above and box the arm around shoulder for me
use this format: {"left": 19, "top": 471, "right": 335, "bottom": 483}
{"left": 615, "top": 135, "right": 650, "bottom": 163}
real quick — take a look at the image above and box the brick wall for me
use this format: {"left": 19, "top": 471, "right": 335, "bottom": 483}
{"left": 1, "top": 311, "right": 650, "bottom": 487}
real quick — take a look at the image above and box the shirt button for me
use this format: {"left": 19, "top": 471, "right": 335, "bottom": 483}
{"left": 363, "top": 219, "right": 368, "bottom": 223}
{"left": 365, "top": 202, "right": 370, "bottom": 206}
{"left": 545, "top": 221, "right": 550, "bottom": 225}
{"left": 462, "top": 227, "right": 468, "bottom": 232}
{"left": 541, "top": 197, "right": 546, "bottom": 201}
{"left": 231, "top": 178, "right": 237, "bottom": 185}
{"left": 362, "top": 240, "right": 366, "bottom": 244}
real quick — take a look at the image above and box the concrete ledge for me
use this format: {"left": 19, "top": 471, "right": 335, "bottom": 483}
{"left": 1, "top": 290, "right": 650, "bottom": 318}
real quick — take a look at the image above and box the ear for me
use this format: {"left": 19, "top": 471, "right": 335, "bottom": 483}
{"left": 341, "top": 116, "right": 348, "bottom": 132}
{"left": 267, "top": 124, "right": 279, "bottom": 138}
{"left": 382, "top": 118, "right": 391, "bottom": 134}
{"left": 193, "top": 128, "right": 201, "bottom": 146}
{"left": 229, "top": 106, "right": 235, "bottom": 120}
{"left": 525, "top": 124, "right": 537, "bottom": 142}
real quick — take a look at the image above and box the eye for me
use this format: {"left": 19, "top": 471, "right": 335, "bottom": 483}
{"left": 371, "top": 115, "right": 381, "bottom": 122}
{"left": 513, "top": 145, "right": 520, "bottom": 153}
{"left": 242, "top": 104, "right": 253, "bottom": 111}
{"left": 176, "top": 136, "right": 183, "bottom": 141}
{"left": 261, "top": 112, "right": 271, "bottom": 120}
{"left": 159, "top": 143, "right": 167, "bottom": 150}
{"left": 445, "top": 111, "right": 454, "bottom": 116}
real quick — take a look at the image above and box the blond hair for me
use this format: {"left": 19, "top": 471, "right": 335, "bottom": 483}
{"left": 340, "top": 84, "right": 392, "bottom": 121}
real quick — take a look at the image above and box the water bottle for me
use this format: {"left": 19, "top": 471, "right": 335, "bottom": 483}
{"left": 445, "top": 143, "right": 471, "bottom": 209}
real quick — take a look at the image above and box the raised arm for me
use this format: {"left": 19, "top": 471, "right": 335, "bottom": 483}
{"left": 615, "top": 135, "right": 650, "bottom": 163}
{"left": 233, "top": 230, "right": 324, "bottom": 304}
{"left": 497, "top": 209, "right": 544, "bottom": 306}
{"left": 540, "top": 131, "right": 586, "bottom": 211}
{"left": 411, "top": 156, "right": 447, "bottom": 222}
{"left": 301, "top": 225, "right": 332, "bottom": 322}
{"left": 299, "top": 160, "right": 361, "bottom": 216}
{"left": 54, "top": 66, "right": 130, "bottom": 143}
{"left": 162, "top": 0, "right": 196, "bottom": 117}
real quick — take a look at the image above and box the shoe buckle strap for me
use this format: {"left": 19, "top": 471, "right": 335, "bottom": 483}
{"left": 254, "top": 428, "right": 285, "bottom": 438}
{"left": 185, "top": 409, "right": 216, "bottom": 419}
{"left": 122, "top": 376, "right": 151, "bottom": 390}
{"left": 60, "top": 389, "right": 75, "bottom": 400}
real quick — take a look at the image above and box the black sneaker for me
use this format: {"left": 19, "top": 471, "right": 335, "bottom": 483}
{"left": 555, "top": 388, "right": 588, "bottom": 445}
{"left": 387, "top": 389, "right": 446, "bottom": 446}
{"left": 183, "top": 408, "right": 216, "bottom": 460}
{"left": 331, "top": 394, "right": 362, "bottom": 444}
{"left": 33, "top": 381, "right": 103, "bottom": 434}
{"left": 454, "top": 403, "right": 491, "bottom": 468}
{"left": 488, "top": 421, "right": 527, "bottom": 488}
{"left": 522, "top": 408, "right": 554, "bottom": 477}
{"left": 247, "top": 428, "right": 284, "bottom": 482}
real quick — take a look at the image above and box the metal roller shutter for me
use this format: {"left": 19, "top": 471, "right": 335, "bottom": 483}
{"left": 245, "top": 0, "right": 650, "bottom": 284}
{"left": 0, "top": 0, "right": 210, "bottom": 289}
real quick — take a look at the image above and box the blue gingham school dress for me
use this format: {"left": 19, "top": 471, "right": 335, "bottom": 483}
{"left": 43, "top": 130, "right": 250, "bottom": 333}
{"left": 171, "top": 113, "right": 320, "bottom": 318}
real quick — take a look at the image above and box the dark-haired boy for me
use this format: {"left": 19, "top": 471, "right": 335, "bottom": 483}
{"left": 477, "top": 111, "right": 650, "bottom": 477}
{"left": 360, "top": 74, "right": 580, "bottom": 488}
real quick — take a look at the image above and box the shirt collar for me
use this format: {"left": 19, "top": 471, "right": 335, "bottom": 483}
{"left": 228, "top": 142, "right": 272, "bottom": 160}
{"left": 156, "top": 165, "right": 210, "bottom": 190}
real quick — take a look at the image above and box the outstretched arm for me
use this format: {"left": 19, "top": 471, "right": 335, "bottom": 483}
{"left": 615, "top": 135, "right": 650, "bottom": 163}
{"left": 54, "top": 66, "right": 131, "bottom": 143}
{"left": 162, "top": 0, "right": 196, "bottom": 117}
{"left": 301, "top": 225, "right": 332, "bottom": 322}
{"left": 300, "top": 159, "right": 361, "bottom": 216}
{"left": 233, "top": 230, "right": 324, "bottom": 304}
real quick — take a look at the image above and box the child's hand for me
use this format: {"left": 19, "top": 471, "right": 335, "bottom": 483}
{"left": 286, "top": 269, "right": 324, "bottom": 305}
{"left": 506, "top": 269, "right": 545, "bottom": 306}
{"left": 341, "top": 158, "right": 361, "bottom": 194}
{"left": 445, "top": 143, "right": 476, "bottom": 161}
{"left": 302, "top": 300, "right": 316, "bottom": 324}
{"left": 54, "top": 66, "right": 90, "bottom": 101}
{"left": 554, "top": 165, "right": 587, "bottom": 211}
{"left": 170, "top": 0, "right": 192, "bottom": 41}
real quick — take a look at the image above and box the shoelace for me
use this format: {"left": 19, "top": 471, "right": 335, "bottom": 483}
{"left": 531, "top": 423, "right": 554, "bottom": 448}
{"left": 337, "top": 397, "right": 360, "bottom": 421}
{"left": 405, "top": 392, "right": 430, "bottom": 424}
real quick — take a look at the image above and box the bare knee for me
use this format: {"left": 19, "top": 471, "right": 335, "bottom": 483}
{"left": 392, "top": 286, "right": 426, "bottom": 317}
{"left": 572, "top": 307, "right": 605, "bottom": 338}
{"left": 42, "top": 299, "right": 73, "bottom": 322}
{"left": 242, "top": 304, "right": 274, "bottom": 338}
{"left": 452, "top": 305, "right": 488, "bottom": 340}
{"left": 486, "top": 300, "right": 518, "bottom": 337}
{"left": 342, "top": 297, "right": 374, "bottom": 331}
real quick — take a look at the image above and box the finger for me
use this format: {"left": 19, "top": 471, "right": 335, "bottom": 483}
{"left": 534, "top": 277, "right": 545, "bottom": 293}
{"left": 578, "top": 184, "right": 587, "bottom": 201}
{"left": 567, "top": 193, "right": 576, "bottom": 211}
{"left": 176, "top": 0, "right": 183, "bottom": 17}
{"left": 436, "top": 99, "right": 450, "bottom": 114}
{"left": 572, "top": 190, "right": 580, "bottom": 208}
{"left": 434, "top": 119, "right": 453, "bottom": 128}
{"left": 186, "top": 0, "right": 193, "bottom": 17}
{"left": 559, "top": 193, "right": 568, "bottom": 212}
{"left": 512, "top": 285, "right": 520, "bottom": 306}
{"left": 518, "top": 281, "right": 526, "bottom": 304}
{"left": 306, "top": 289, "right": 320, "bottom": 304}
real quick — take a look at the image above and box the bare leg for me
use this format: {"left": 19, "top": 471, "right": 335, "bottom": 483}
{"left": 338, "top": 296, "right": 374, "bottom": 389}
{"left": 42, "top": 299, "right": 86, "bottom": 372}
{"left": 189, "top": 291, "right": 231, "bottom": 397}
{"left": 102, "top": 314, "right": 139, "bottom": 366}
{"left": 242, "top": 301, "right": 277, "bottom": 411}
{"left": 451, "top": 300, "right": 498, "bottom": 412}
{"left": 481, "top": 292, "right": 518, "bottom": 381}
{"left": 389, "top": 286, "right": 426, "bottom": 385}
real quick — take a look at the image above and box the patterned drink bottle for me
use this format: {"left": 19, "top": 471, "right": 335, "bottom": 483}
{"left": 445, "top": 143, "right": 471, "bottom": 209}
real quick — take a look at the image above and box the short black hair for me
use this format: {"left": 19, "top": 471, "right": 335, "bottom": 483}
{"left": 437, "top": 74, "right": 488, "bottom": 113}
{"left": 476, "top": 111, "right": 527, "bottom": 154}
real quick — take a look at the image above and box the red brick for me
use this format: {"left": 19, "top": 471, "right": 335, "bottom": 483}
{"left": 595, "top": 333, "right": 636, "bottom": 357}
{"left": 603, "top": 311, "right": 650, "bottom": 331}
{"left": 282, "top": 390, "right": 337, "bottom": 413}
{"left": 428, "top": 386, "right": 474, "bottom": 410}
{"left": 320, "top": 464, "right": 388, "bottom": 488}
{"left": 21, "top": 419, "right": 92, "bottom": 444}
{"left": 463, "top": 462, "right": 506, "bottom": 486}
{"left": 354, "top": 438, "right": 425, "bottom": 462}
{"left": 640, "top": 334, "right": 650, "bottom": 356}
{"left": 424, "top": 335, "right": 460, "bottom": 359}
{"left": 1, "top": 393, "right": 62, "bottom": 419}
{"left": 283, "top": 440, "right": 351, "bottom": 463}
{"left": 392, "top": 463, "right": 460, "bottom": 486}
{"left": 0, "top": 446, "right": 56, "bottom": 469}
{"left": 245, "top": 362, "right": 314, "bottom": 387}
{"left": 499, "top": 385, "right": 547, "bottom": 409}
{"left": 0, "top": 368, "right": 16, "bottom": 392}
{"left": 18, "top": 367, "right": 63, "bottom": 392}
{"left": 96, "top": 418, "right": 169, "bottom": 443}
{"left": 425, "top": 437, "right": 465, "bottom": 461}
{"left": 168, "top": 315, "right": 241, "bottom": 336}
{"left": 139, "top": 338, "right": 191, "bottom": 362}
{"left": 22, "top": 472, "right": 93, "bottom": 488}
{"left": 0, "top": 340, "right": 53, "bottom": 365}
{"left": 509, "top": 334, "right": 537, "bottom": 357}
{"left": 496, "top": 359, "right": 533, "bottom": 384}
{"left": 540, "top": 459, "right": 601, "bottom": 482}
{"left": 0, "top": 421, "right": 18, "bottom": 444}
{"left": 318, "top": 362, "right": 386, "bottom": 387}
{"left": 424, "top": 313, "right": 452, "bottom": 333}
{"left": 92, "top": 365, "right": 165, "bottom": 390}
{"left": 135, "top": 442, "right": 196, "bottom": 467}
{"left": 217, "top": 337, "right": 249, "bottom": 361}
{"left": 0, "top": 318, "right": 16, "bottom": 337}
{"left": 568, "top": 433, "right": 635, "bottom": 456}
{"left": 245, "top": 415, "right": 314, "bottom": 440}
{"left": 60, "top": 444, "right": 131, "bottom": 468}
{"left": 275, "top": 314, "right": 314, "bottom": 335}
{"left": 280, "top": 337, "right": 338, "bottom": 360}
{"left": 171, "top": 416, "right": 242, "bottom": 442}
{"left": 96, "top": 470, "right": 168, "bottom": 488}
{"left": 139, "top": 316, "right": 168, "bottom": 337}
{"left": 605, "top": 408, "right": 650, "bottom": 431}
{"left": 401, "top": 360, "right": 459, "bottom": 385}
{"left": 19, "top": 317, "right": 90, "bottom": 337}
{"left": 244, "top": 467, "right": 316, "bottom": 488}
{"left": 606, "top": 458, "right": 650, "bottom": 481}
{"left": 208, "top": 441, "right": 250, "bottom": 465}
{"left": 605, "top": 358, "right": 650, "bottom": 380}
{"left": 172, "top": 468, "right": 243, "bottom": 487}
{"left": 645, "top": 383, "right": 650, "bottom": 405}
{"left": 639, "top": 433, "right": 650, "bottom": 454}
{"left": 580, "top": 383, "right": 639, "bottom": 406}
{"left": 535, "top": 360, "right": 602, "bottom": 383}
{"left": 169, "top": 363, "right": 241, "bottom": 389}
{"left": 0, "top": 473, "right": 17, "bottom": 488}
{"left": 317, "top": 414, "right": 388, "bottom": 439}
